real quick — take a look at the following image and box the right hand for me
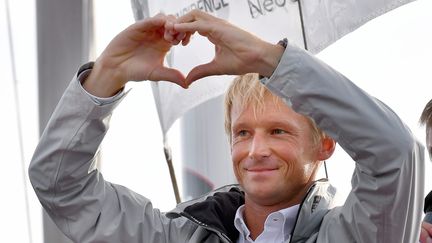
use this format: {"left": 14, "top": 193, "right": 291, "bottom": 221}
{"left": 84, "top": 14, "right": 187, "bottom": 97}
{"left": 420, "top": 221, "right": 432, "bottom": 243}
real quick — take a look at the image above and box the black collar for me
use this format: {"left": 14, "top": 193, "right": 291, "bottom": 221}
{"left": 183, "top": 187, "right": 245, "bottom": 242}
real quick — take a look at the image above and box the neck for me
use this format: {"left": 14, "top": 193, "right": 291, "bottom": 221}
{"left": 242, "top": 180, "right": 316, "bottom": 240}
{"left": 243, "top": 197, "right": 299, "bottom": 240}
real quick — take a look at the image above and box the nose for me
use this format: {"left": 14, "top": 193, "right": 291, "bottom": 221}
{"left": 248, "top": 133, "right": 271, "bottom": 160}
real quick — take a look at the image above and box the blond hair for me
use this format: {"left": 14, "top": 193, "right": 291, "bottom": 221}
{"left": 224, "top": 73, "right": 325, "bottom": 144}
{"left": 420, "top": 99, "right": 432, "bottom": 128}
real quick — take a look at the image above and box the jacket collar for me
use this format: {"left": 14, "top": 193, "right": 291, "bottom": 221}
{"left": 167, "top": 185, "right": 244, "bottom": 242}
{"left": 167, "top": 180, "right": 336, "bottom": 243}
{"left": 290, "top": 179, "right": 337, "bottom": 242}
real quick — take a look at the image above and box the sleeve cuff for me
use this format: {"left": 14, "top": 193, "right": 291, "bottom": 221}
{"left": 76, "top": 65, "right": 127, "bottom": 106}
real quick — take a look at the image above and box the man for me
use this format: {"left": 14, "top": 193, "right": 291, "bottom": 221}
{"left": 420, "top": 100, "right": 432, "bottom": 243}
{"left": 29, "top": 10, "right": 423, "bottom": 242}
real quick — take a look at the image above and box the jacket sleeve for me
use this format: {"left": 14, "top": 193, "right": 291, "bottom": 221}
{"left": 263, "top": 44, "right": 424, "bottom": 243}
{"left": 28, "top": 77, "right": 195, "bottom": 243}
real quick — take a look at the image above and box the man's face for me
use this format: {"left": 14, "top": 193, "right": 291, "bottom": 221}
{"left": 230, "top": 95, "right": 321, "bottom": 207}
{"left": 427, "top": 125, "right": 432, "bottom": 161}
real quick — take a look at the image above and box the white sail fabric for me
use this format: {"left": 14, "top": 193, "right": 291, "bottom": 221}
{"left": 131, "top": 0, "right": 416, "bottom": 136}
{"left": 301, "top": 0, "right": 416, "bottom": 53}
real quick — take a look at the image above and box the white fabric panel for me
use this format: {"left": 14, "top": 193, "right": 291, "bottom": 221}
{"left": 301, "top": 0, "right": 416, "bottom": 53}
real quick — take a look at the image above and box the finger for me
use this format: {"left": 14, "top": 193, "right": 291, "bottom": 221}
{"left": 176, "top": 32, "right": 186, "bottom": 42}
{"left": 182, "top": 32, "right": 193, "bottom": 46}
{"left": 176, "top": 9, "right": 214, "bottom": 24}
{"left": 166, "top": 31, "right": 191, "bottom": 46}
{"left": 175, "top": 9, "right": 199, "bottom": 24}
{"left": 422, "top": 227, "right": 430, "bottom": 242}
{"left": 420, "top": 228, "right": 427, "bottom": 243}
{"left": 164, "top": 28, "right": 175, "bottom": 42}
{"left": 166, "top": 14, "right": 176, "bottom": 22}
{"left": 174, "top": 22, "right": 210, "bottom": 36}
{"left": 426, "top": 222, "right": 432, "bottom": 235}
{"left": 166, "top": 31, "right": 186, "bottom": 45}
{"left": 165, "top": 15, "right": 187, "bottom": 44}
{"left": 150, "top": 67, "right": 187, "bottom": 88}
{"left": 175, "top": 10, "right": 220, "bottom": 36}
{"left": 171, "top": 38, "right": 181, "bottom": 45}
{"left": 185, "top": 61, "right": 219, "bottom": 85}
{"left": 164, "top": 14, "right": 177, "bottom": 33}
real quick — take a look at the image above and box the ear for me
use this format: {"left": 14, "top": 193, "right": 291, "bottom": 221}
{"left": 316, "top": 136, "right": 336, "bottom": 161}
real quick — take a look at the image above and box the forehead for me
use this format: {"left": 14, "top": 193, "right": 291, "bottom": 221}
{"left": 231, "top": 94, "right": 307, "bottom": 127}
{"left": 426, "top": 126, "right": 432, "bottom": 143}
{"left": 232, "top": 94, "right": 278, "bottom": 116}
{"left": 426, "top": 126, "right": 432, "bottom": 159}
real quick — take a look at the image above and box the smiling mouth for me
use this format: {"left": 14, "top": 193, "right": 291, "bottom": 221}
{"left": 246, "top": 168, "right": 278, "bottom": 172}
{"left": 245, "top": 169, "right": 278, "bottom": 179}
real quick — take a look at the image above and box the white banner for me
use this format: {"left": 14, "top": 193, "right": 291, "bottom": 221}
{"left": 301, "top": 0, "right": 416, "bottom": 53}
{"left": 131, "top": 0, "right": 416, "bottom": 136}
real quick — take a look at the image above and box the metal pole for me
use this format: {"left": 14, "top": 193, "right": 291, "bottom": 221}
{"left": 164, "top": 144, "right": 181, "bottom": 204}
{"left": 297, "top": 0, "right": 308, "bottom": 50}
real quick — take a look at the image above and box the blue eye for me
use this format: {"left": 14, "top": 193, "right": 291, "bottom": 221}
{"left": 238, "top": 130, "right": 248, "bottom": 136}
{"left": 272, "top": 129, "right": 286, "bottom": 135}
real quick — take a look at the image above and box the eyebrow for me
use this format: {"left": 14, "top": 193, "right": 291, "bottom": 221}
{"left": 231, "top": 122, "right": 244, "bottom": 130}
{"left": 231, "top": 119, "right": 301, "bottom": 132}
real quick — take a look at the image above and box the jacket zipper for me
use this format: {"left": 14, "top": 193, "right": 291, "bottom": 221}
{"left": 180, "top": 212, "right": 233, "bottom": 243}
{"left": 288, "top": 183, "right": 318, "bottom": 243}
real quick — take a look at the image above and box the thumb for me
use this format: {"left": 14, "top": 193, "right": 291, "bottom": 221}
{"left": 150, "top": 67, "right": 187, "bottom": 88}
{"left": 186, "top": 61, "right": 219, "bottom": 86}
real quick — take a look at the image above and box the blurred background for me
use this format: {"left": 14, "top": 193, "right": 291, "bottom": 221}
{"left": 1, "top": 0, "right": 431, "bottom": 242}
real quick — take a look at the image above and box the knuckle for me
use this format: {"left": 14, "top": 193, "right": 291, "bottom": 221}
{"left": 190, "top": 9, "right": 200, "bottom": 15}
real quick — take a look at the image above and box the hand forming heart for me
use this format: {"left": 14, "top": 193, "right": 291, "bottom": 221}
{"left": 83, "top": 10, "right": 284, "bottom": 97}
{"left": 166, "top": 10, "right": 284, "bottom": 87}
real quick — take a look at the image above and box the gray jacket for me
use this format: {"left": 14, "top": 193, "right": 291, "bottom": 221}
{"left": 29, "top": 44, "right": 424, "bottom": 243}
